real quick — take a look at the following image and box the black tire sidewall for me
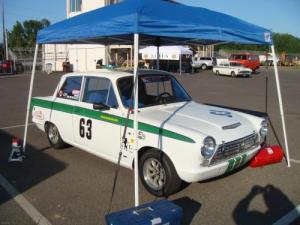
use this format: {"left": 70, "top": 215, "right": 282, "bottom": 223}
{"left": 139, "top": 149, "right": 182, "bottom": 197}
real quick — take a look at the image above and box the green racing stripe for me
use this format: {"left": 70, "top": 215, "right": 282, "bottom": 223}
{"left": 31, "top": 98, "right": 195, "bottom": 143}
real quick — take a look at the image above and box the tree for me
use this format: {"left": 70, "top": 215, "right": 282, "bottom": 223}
{"left": 215, "top": 33, "right": 300, "bottom": 54}
{"left": 8, "top": 19, "right": 51, "bottom": 49}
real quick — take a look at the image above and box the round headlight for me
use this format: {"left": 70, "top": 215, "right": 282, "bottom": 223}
{"left": 201, "top": 136, "right": 216, "bottom": 159}
{"left": 260, "top": 120, "right": 268, "bottom": 140}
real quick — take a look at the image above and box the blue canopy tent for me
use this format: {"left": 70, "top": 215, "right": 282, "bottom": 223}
{"left": 23, "top": 0, "right": 290, "bottom": 207}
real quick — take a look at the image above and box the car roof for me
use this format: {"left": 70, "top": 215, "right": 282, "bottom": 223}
{"left": 61, "top": 69, "right": 174, "bottom": 81}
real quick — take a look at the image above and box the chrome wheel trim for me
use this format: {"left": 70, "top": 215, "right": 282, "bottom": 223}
{"left": 48, "top": 124, "right": 59, "bottom": 144}
{"left": 143, "top": 158, "right": 166, "bottom": 191}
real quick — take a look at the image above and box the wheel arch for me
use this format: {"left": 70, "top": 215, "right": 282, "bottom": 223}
{"left": 131, "top": 146, "right": 174, "bottom": 170}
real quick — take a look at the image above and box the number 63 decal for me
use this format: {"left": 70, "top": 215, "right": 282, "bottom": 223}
{"left": 80, "top": 118, "right": 92, "bottom": 139}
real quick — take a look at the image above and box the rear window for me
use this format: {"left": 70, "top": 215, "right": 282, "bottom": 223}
{"left": 57, "top": 76, "right": 82, "bottom": 101}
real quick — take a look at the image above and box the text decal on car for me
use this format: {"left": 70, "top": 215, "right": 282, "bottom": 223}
{"left": 209, "top": 110, "right": 232, "bottom": 118}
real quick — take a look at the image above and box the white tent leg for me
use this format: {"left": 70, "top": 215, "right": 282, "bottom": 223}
{"left": 133, "top": 33, "right": 139, "bottom": 207}
{"left": 23, "top": 43, "right": 39, "bottom": 153}
{"left": 271, "top": 45, "right": 290, "bottom": 167}
{"left": 156, "top": 46, "right": 159, "bottom": 70}
{"left": 179, "top": 54, "right": 182, "bottom": 75}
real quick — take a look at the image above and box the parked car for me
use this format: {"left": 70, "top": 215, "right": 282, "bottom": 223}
{"left": 0, "top": 60, "right": 14, "bottom": 74}
{"left": 213, "top": 62, "right": 252, "bottom": 77}
{"left": 191, "top": 56, "right": 216, "bottom": 70}
{"left": 0, "top": 60, "right": 24, "bottom": 74}
{"left": 259, "top": 53, "right": 280, "bottom": 66}
{"left": 229, "top": 53, "right": 260, "bottom": 72}
{"left": 31, "top": 69, "right": 267, "bottom": 196}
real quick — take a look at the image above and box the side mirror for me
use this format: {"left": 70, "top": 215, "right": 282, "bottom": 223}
{"left": 93, "top": 103, "right": 110, "bottom": 111}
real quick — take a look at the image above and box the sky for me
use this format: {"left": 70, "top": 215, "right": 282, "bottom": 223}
{"left": 1, "top": 0, "right": 300, "bottom": 42}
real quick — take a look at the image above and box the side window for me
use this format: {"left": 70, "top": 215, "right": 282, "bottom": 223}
{"left": 82, "top": 77, "right": 118, "bottom": 108}
{"left": 57, "top": 76, "right": 82, "bottom": 101}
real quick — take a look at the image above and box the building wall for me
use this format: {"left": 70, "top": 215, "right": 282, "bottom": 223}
{"left": 44, "top": 0, "right": 114, "bottom": 72}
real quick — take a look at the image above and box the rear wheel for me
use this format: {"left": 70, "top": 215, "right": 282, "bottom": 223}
{"left": 216, "top": 70, "right": 220, "bottom": 76}
{"left": 45, "top": 123, "right": 66, "bottom": 149}
{"left": 139, "top": 149, "right": 182, "bottom": 197}
{"left": 201, "top": 64, "right": 207, "bottom": 70}
{"left": 231, "top": 71, "right": 236, "bottom": 77}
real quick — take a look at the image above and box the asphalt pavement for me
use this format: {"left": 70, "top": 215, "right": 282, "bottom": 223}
{"left": 0, "top": 68, "right": 299, "bottom": 225}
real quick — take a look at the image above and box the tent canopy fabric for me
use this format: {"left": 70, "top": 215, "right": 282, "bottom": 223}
{"left": 37, "top": 0, "right": 272, "bottom": 45}
{"left": 139, "top": 46, "right": 193, "bottom": 55}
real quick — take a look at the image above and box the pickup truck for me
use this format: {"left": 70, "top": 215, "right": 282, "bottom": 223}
{"left": 191, "top": 56, "right": 216, "bottom": 70}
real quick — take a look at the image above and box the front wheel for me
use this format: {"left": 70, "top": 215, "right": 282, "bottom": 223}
{"left": 231, "top": 71, "right": 236, "bottom": 77}
{"left": 201, "top": 64, "right": 207, "bottom": 70}
{"left": 216, "top": 70, "right": 220, "bottom": 76}
{"left": 139, "top": 149, "right": 182, "bottom": 197}
{"left": 45, "top": 123, "right": 67, "bottom": 149}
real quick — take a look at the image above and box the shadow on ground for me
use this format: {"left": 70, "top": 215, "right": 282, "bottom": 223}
{"left": 0, "top": 129, "right": 66, "bottom": 205}
{"left": 172, "top": 197, "right": 201, "bottom": 225}
{"left": 233, "top": 185, "right": 296, "bottom": 225}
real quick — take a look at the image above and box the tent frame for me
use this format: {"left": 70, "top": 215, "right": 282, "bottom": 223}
{"left": 22, "top": 0, "right": 291, "bottom": 205}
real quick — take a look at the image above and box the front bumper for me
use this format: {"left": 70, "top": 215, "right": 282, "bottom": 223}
{"left": 177, "top": 145, "right": 261, "bottom": 183}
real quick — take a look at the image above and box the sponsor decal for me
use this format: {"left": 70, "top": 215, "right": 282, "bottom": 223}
{"left": 33, "top": 110, "right": 44, "bottom": 121}
{"left": 72, "top": 89, "right": 80, "bottom": 97}
{"left": 264, "top": 32, "right": 271, "bottom": 43}
{"left": 100, "top": 115, "right": 119, "bottom": 123}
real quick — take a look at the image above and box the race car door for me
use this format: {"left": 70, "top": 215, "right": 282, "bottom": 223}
{"left": 51, "top": 76, "right": 83, "bottom": 143}
{"left": 73, "top": 76, "right": 122, "bottom": 162}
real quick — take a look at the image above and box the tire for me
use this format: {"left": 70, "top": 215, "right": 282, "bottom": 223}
{"left": 45, "top": 123, "right": 66, "bottom": 149}
{"left": 201, "top": 64, "right": 207, "bottom": 70}
{"left": 231, "top": 71, "right": 236, "bottom": 77}
{"left": 139, "top": 149, "right": 182, "bottom": 197}
{"left": 216, "top": 70, "right": 220, "bottom": 76}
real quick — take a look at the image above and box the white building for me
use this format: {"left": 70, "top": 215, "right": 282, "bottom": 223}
{"left": 44, "top": 0, "right": 132, "bottom": 72}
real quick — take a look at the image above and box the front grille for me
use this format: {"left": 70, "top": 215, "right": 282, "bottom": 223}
{"left": 210, "top": 133, "right": 259, "bottom": 165}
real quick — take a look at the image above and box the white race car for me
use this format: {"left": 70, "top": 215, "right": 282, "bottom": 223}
{"left": 31, "top": 69, "right": 267, "bottom": 196}
{"left": 213, "top": 62, "right": 252, "bottom": 77}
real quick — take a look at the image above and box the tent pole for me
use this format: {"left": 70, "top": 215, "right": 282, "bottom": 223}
{"left": 133, "top": 33, "right": 140, "bottom": 207}
{"left": 179, "top": 54, "right": 182, "bottom": 75}
{"left": 271, "top": 44, "right": 290, "bottom": 167}
{"left": 156, "top": 46, "right": 159, "bottom": 70}
{"left": 23, "top": 43, "right": 39, "bottom": 153}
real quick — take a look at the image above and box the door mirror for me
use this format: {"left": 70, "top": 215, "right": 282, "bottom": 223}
{"left": 93, "top": 103, "right": 110, "bottom": 111}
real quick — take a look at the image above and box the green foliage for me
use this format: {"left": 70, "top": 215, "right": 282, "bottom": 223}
{"left": 8, "top": 19, "right": 50, "bottom": 49}
{"left": 272, "top": 33, "right": 300, "bottom": 54}
{"left": 215, "top": 33, "right": 300, "bottom": 54}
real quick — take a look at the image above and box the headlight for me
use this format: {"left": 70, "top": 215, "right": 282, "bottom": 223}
{"left": 201, "top": 136, "right": 216, "bottom": 159}
{"left": 260, "top": 120, "right": 268, "bottom": 140}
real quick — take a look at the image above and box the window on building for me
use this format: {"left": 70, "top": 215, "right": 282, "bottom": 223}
{"left": 70, "top": 0, "right": 82, "bottom": 12}
{"left": 108, "top": 0, "right": 121, "bottom": 5}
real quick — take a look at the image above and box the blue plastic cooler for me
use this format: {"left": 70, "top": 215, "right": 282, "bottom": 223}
{"left": 105, "top": 199, "right": 183, "bottom": 225}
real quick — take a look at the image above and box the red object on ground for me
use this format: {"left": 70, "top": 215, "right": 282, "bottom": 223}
{"left": 12, "top": 137, "right": 20, "bottom": 146}
{"left": 249, "top": 145, "right": 284, "bottom": 168}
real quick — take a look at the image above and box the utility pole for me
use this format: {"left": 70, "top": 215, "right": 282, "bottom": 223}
{"left": 2, "top": 0, "right": 6, "bottom": 60}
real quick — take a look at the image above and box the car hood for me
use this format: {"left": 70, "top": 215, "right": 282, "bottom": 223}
{"left": 138, "top": 101, "right": 259, "bottom": 143}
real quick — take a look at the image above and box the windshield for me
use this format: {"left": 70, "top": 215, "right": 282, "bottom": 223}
{"left": 118, "top": 74, "right": 191, "bottom": 108}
